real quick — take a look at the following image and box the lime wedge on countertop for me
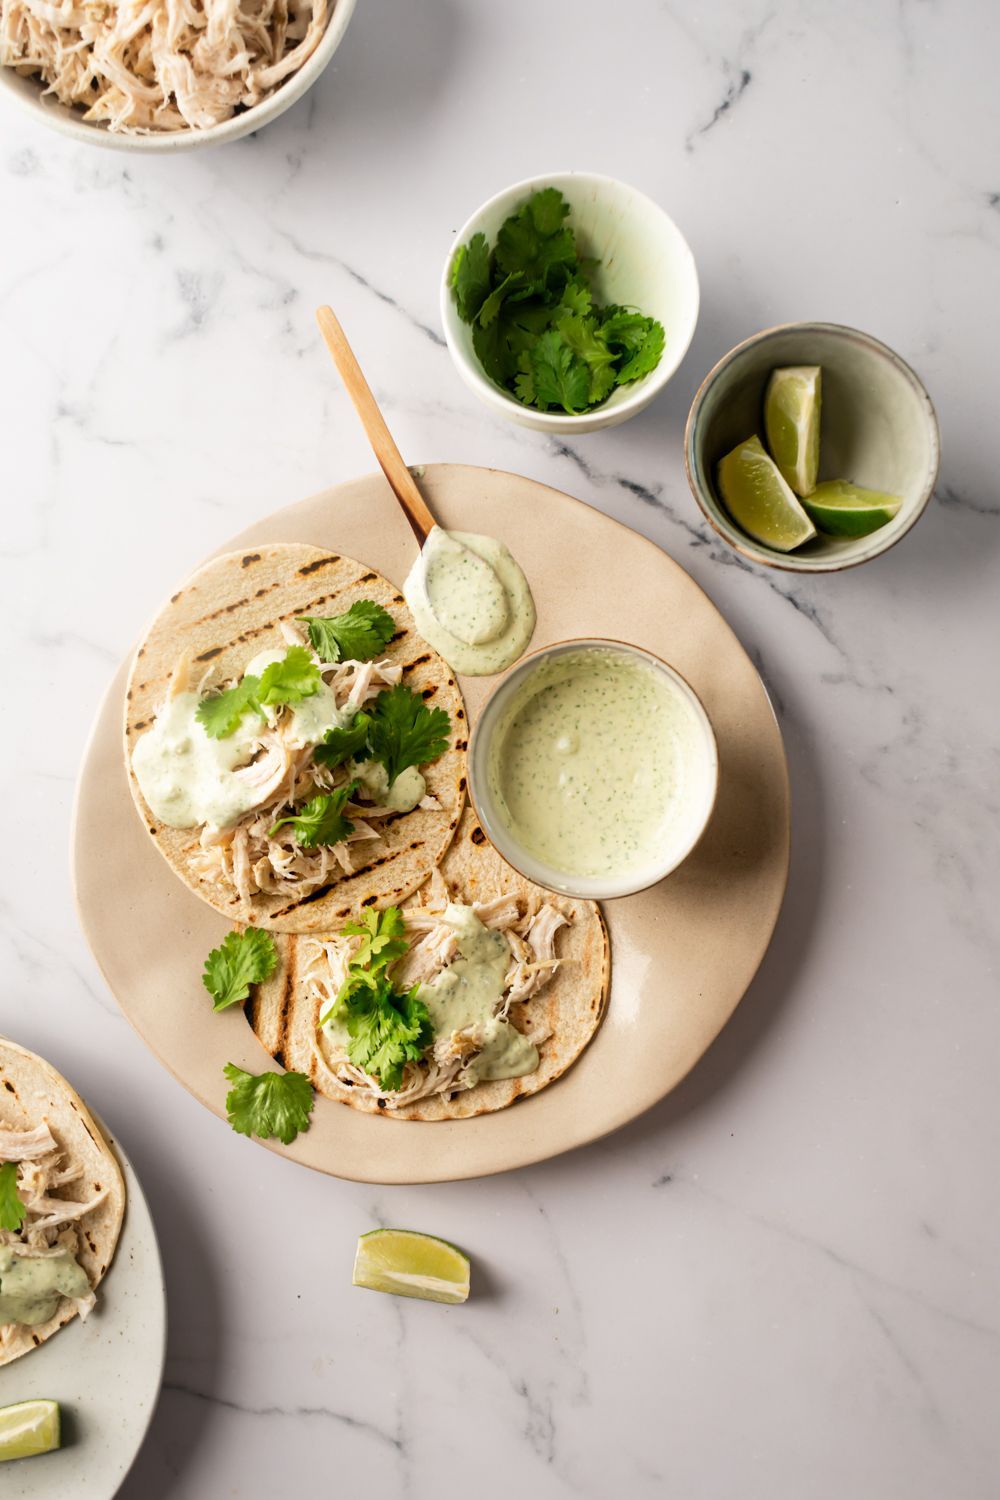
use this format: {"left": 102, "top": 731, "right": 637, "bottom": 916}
{"left": 717, "top": 435, "right": 817, "bottom": 551}
{"left": 0, "top": 1400, "right": 61, "bottom": 1463}
{"left": 764, "top": 365, "right": 822, "bottom": 496}
{"left": 802, "top": 479, "right": 903, "bottom": 537}
{"left": 353, "top": 1229, "right": 470, "bottom": 1304}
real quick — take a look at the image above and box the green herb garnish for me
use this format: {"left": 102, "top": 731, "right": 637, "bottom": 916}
{"left": 0, "top": 1162, "right": 26, "bottom": 1232}
{"left": 314, "top": 686, "right": 449, "bottom": 789}
{"left": 322, "top": 906, "right": 432, "bottom": 1091}
{"left": 340, "top": 907, "right": 408, "bottom": 974}
{"left": 450, "top": 187, "right": 665, "bottom": 414}
{"left": 313, "top": 710, "right": 373, "bottom": 772}
{"left": 223, "top": 1063, "right": 314, "bottom": 1144}
{"left": 298, "top": 600, "right": 396, "bottom": 664}
{"left": 202, "top": 927, "right": 279, "bottom": 1011}
{"left": 365, "top": 685, "right": 451, "bottom": 788}
{"left": 268, "top": 783, "right": 357, "bottom": 849}
{"left": 196, "top": 646, "right": 321, "bottom": 740}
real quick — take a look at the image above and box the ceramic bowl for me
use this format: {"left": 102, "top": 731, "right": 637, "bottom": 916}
{"left": 0, "top": 0, "right": 355, "bottom": 152}
{"left": 467, "top": 639, "right": 719, "bottom": 901}
{"left": 440, "top": 171, "right": 700, "bottom": 435}
{"left": 684, "top": 321, "right": 940, "bottom": 572}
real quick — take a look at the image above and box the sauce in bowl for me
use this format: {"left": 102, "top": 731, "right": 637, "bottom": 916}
{"left": 471, "top": 641, "right": 718, "bottom": 899}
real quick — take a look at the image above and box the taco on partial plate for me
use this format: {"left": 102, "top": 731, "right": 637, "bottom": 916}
{"left": 250, "top": 808, "right": 610, "bottom": 1120}
{"left": 0, "top": 1039, "right": 126, "bottom": 1367}
{"left": 125, "top": 543, "right": 467, "bottom": 933}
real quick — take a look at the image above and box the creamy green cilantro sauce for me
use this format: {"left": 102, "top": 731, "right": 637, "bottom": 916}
{"left": 419, "top": 905, "right": 538, "bottom": 1082}
{"left": 0, "top": 1246, "right": 90, "bottom": 1326}
{"left": 487, "top": 647, "right": 708, "bottom": 879}
{"left": 131, "top": 669, "right": 346, "bottom": 831}
{"left": 349, "top": 759, "right": 425, "bottom": 813}
{"left": 404, "top": 527, "right": 535, "bottom": 676}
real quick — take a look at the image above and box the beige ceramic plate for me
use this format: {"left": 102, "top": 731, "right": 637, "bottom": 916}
{"left": 72, "top": 464, "right": 789, "bottom": 1184}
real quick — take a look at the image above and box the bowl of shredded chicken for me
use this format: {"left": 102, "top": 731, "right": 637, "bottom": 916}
{"left": 0, "top": 0, "right": 355, "bottom": 147}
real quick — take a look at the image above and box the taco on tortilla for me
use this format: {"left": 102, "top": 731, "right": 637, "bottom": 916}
{"left": 250, "top": 808, "right": 610, "bottom": 1121}
{"left": 0, "top": 1039, "right": 126, "bottom": 1367}
{"left": 125, "top": 543, "right": 467, "bottom": 933}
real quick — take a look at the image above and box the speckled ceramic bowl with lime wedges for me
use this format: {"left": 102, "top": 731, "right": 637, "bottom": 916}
{"left": 684, "top": 322, "right": 940, "bottom": 572}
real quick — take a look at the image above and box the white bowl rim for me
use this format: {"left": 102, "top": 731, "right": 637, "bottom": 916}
{"left": 468, "top": 636, "right": 720, "bottom": 901}
{"left": 684, "top": 318, "right": 941, "bottom": 574}
{"left": 0, "top": 0, "right": 356, "bottom": 151}
{"left": 439, "top": 169, "right": 700, "bottom": 431}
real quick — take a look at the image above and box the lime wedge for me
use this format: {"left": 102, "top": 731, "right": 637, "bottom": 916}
{"left": 802, "top": 479, "right": 902, "bottom": 538}
{"left": 717, "top": 435, "right": 817, "bottom": 551}
{"left": 0, "top": 1400, "right": 61, "bottom": 1464}
{"left": 353, "top": 1229, "right": 470, "bottom": 1304}
{"left": 764, "top": 366, "right": 822, "bottom": 496}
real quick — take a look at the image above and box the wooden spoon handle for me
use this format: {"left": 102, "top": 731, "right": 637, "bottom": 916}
{"left": 315, "top": 306, "right": 437, "bottom": 545}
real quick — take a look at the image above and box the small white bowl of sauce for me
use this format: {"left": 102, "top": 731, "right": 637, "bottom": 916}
{"left": 468, "top": 640, "right": 719, "bottom": 900}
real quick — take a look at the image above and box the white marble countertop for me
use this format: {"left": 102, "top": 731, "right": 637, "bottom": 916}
{"left": 2, "top": 1, "right": 998, "bottom": 1495}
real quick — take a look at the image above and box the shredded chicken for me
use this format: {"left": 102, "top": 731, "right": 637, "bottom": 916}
{"left": 0, "top": 0, "right": 332, "bottom": 134}
{"left": 184, "top": 646, "right": 424, "bottom": 913}
{"left": 309, "top": 884, "right": 575, "bottom": 1110}
{"left": 0, "top": 1123, "right": 106, "bottom": 1344}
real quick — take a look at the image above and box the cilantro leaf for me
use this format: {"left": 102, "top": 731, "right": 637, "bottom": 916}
{"left": 476, "top": 271, "right": 526, "bottom": 328}
{"left": 528, "top": 186, "right": 571, "bottom": 236}
{"left": 556, "top": 314, "right": 618, "bottom": 403}
{"left": 196, "top": 676, "right": 262, "bottom": 739}
{"left": 195, "top": 646, "right": 321, "bottom": 740}
{"left": 495, "top": 201, "right": 577, "bottom": 293}
{"left": 366, "top": 685, "right": 451, "bottom": 786}
{"left": 256, "top": 646, "right": 321, "bottom": 706}
{"left": 298, "top": 600, "right": 396, "bottom": 665}
{"left": 450, "top": 232, "right": 491, "bottom": 323}
{"left": 341, "top": 906, "right": 408, "bottom": 973}
{"left": 223, "top": 1063, "right": 314, "bottom": 1144}
{"left": 0, "top": 1162, "right": 25, "bottom": 1232}
{"left": 202, "top": 927, "right": 278, "bottom": 1011}
{"left": 617, "top": 318, "right": 666, "bottom": 384}
{"left": 268, "top": 783, "right": 356, "bottom": 848}
{"left": 313, "top": 710, "right": 372, "bottom": 771}
{"left": 529, "top": 329, "right": 591, "bottom": 414}
{"left": 559, "top": 280, "right": 593, "bottom": 318}
{"left": 353, "top": 985, "right": 432, "bottom": 1090}
{"left": 334, "top": 974, "right": 433, "bottom": 1091}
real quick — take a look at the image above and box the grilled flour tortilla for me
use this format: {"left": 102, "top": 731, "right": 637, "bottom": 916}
{"left": 125, "top": 543, "right": 467, "bottom": 933}
{"left": 250, "top": 807, "right": 611, "bottom": 1121}
{"left": 0, "top": 1039, "right": 126, "bottom": 1367}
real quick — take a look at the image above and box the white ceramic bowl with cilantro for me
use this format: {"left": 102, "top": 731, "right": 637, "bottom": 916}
{"left": 440, "top": 171, "right": 699, "bottom": 434}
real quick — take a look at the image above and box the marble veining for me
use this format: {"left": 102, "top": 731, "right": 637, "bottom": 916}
{"left": 1, "top": 0, "right": 998, "bottom": 1495}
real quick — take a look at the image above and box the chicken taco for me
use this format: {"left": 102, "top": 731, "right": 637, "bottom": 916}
{"left": 125, "top": 543, "right": 467, "bottom": 933}
{"left": 0, "top": 1039, "right": 126, "bottom": 1367}
{"left": 249, "top": 808, "right": 610, "bottom": 1120}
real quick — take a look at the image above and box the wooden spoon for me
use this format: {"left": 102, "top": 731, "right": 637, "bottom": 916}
{"left": 315, "top": 306, "right": 437, "bottom": 545}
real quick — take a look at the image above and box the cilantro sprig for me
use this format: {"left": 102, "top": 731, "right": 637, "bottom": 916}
{"left": 450, "top": 187, "right": 665, "bottom": 415}
{"left": 196, "top": 646, "right": 322, "bottom": 740}
{"left": 341, "top": 906, "right": 408, "bottom": 973}
{"left": 223, "top": 1063, "right": 314, "bottom": 1144}
{"left": 366, "top": 685, "right": 451, "bottom": 787}
{"left": 315, "top": 686, "right": 449, "bottom": 789}
{"left": 0, "top": 1161, "right": 26, "bottom": 1232}
{"left": 321, "top": 907, "right": 433, "bottom": 1091}
{"left": 203, "top": 927, "right": 279, "bottom": 1011}
{"left": 268, "top": 783, "right": 357, "bottom": 849}
{"left": 298, "top": 600, "right": 395, "bottom": 664}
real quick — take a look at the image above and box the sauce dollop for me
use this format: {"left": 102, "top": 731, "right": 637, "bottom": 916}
{"left": 404, "top": 527, "right": 535, "bottom": 676}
